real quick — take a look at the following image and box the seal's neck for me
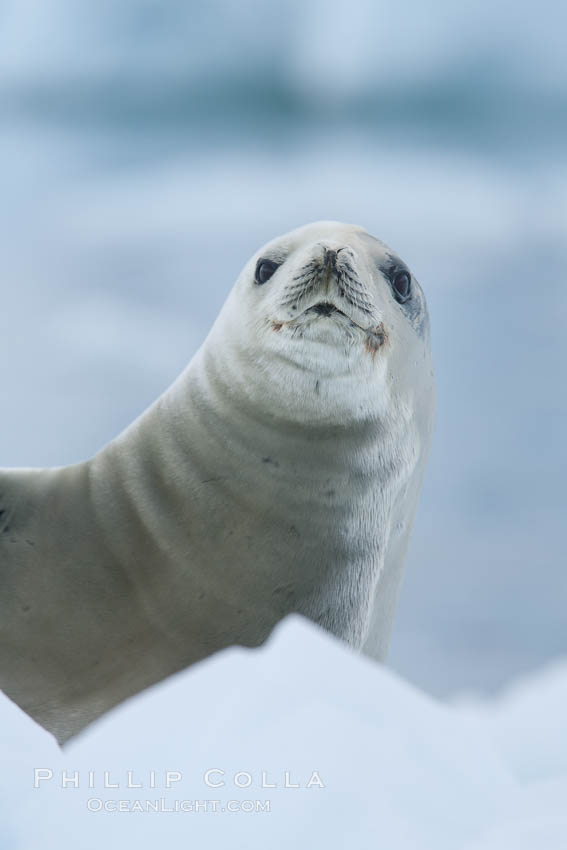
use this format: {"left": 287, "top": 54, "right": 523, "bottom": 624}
{"left": 87, "top": 336, "right": 420, "bottom": 658}
{"left": 169, "top": 342, "right": 394, "bottom": 476}
{"left": 95, "top": 332, "right": 415, "bottom": 525}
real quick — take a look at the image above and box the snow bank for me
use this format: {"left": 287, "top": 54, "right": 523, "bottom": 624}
{"left": 455, "top": 659, "right": 567, "bottom": 783}
{"left": 2, "top": 616, "right": 566, "bottom": 848}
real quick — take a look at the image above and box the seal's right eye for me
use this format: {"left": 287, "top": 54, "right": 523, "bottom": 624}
{"left": 255, "top": 259, "right": 279, "bottom": 285}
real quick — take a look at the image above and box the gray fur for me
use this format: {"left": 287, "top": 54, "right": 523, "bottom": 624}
{"left": 0, "top": 221, "right": 434, "bottom": 743}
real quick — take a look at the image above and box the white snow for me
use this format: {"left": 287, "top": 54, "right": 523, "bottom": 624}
{"left": 2, "top": 616, "right": 566, "bottom": 848}
{"left": 455, "top": 659, "right": 567, "bottom": 783}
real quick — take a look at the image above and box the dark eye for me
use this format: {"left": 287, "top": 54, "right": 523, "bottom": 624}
{"left": 255, "top": 259, "right": 279, "bottom": 285}
{"left": 391, "top": 269, "right": 412, "bottom": 303}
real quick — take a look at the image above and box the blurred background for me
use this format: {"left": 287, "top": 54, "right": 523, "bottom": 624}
{"left": 0, "top": 0, "right": 565, "bottom": 698}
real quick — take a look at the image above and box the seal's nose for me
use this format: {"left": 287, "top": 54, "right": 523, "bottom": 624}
{"left": 324, "top": 248, "right": 338, "bottom": 270}
{"left": 322, "top": 246, "right": 348, "bottom": 271}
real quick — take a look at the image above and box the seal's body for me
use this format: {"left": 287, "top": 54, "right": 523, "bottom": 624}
{"left": 0, "top": 222, "right": 434, "bottom": 742}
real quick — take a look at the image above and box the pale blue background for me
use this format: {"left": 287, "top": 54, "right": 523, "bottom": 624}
{"left": 1, "top": 0, "right": 565, "bottom": 696}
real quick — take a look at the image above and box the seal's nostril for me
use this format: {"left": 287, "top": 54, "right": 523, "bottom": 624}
{"left": 324, "top": 249, "right": 338, "bottom": 270}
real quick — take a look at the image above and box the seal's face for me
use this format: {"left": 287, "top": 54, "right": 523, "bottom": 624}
{"left": 247, "top": 221, "right": 427, "bottom": 358}
{"left": 215, "top": 221, "right": 432, "bottom": 425}
{"left": 260, "top": 240, "right": 388, "bottom": 354}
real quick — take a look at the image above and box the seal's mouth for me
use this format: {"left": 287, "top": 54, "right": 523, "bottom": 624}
{"left": 270, "top": 305, "right": 387, "bottom": 357}
{"left": 305, "top": 301, "right": 349, "bottom": 318}
{"left": 302, "top": 300, "right": 369, "bottom": 332}
{"left": 271, "top": 299, "right": 381, "bottom": 336}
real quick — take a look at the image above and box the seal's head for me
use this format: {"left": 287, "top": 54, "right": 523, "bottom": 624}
{"left": 208, "top": 221, "right": 433, "bottom": 427}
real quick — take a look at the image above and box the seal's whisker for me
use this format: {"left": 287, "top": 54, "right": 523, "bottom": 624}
{"left": 280, "top": 254, "right": 377, "bottom": 320}
{"left": 285, "top": 279, "right": 319, "bottom": 294}
{"left": 281, "top": 268, "right": 325, "bottom": 309}
{"left": 336, "top": 282, "right": 374, "bottom": 312}
{"left": 338, "top": 268, "right": 366, "bottom": 291}
{"left": 292, "top": 261, "right": 320, "bottom": 282}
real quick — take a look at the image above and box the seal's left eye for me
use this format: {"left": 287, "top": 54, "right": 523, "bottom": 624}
{"left": 392, "top": 270, "right": 411, "bottom": 303}
{"left": 255, "top": 259, "right": 279, "bottom": 285}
